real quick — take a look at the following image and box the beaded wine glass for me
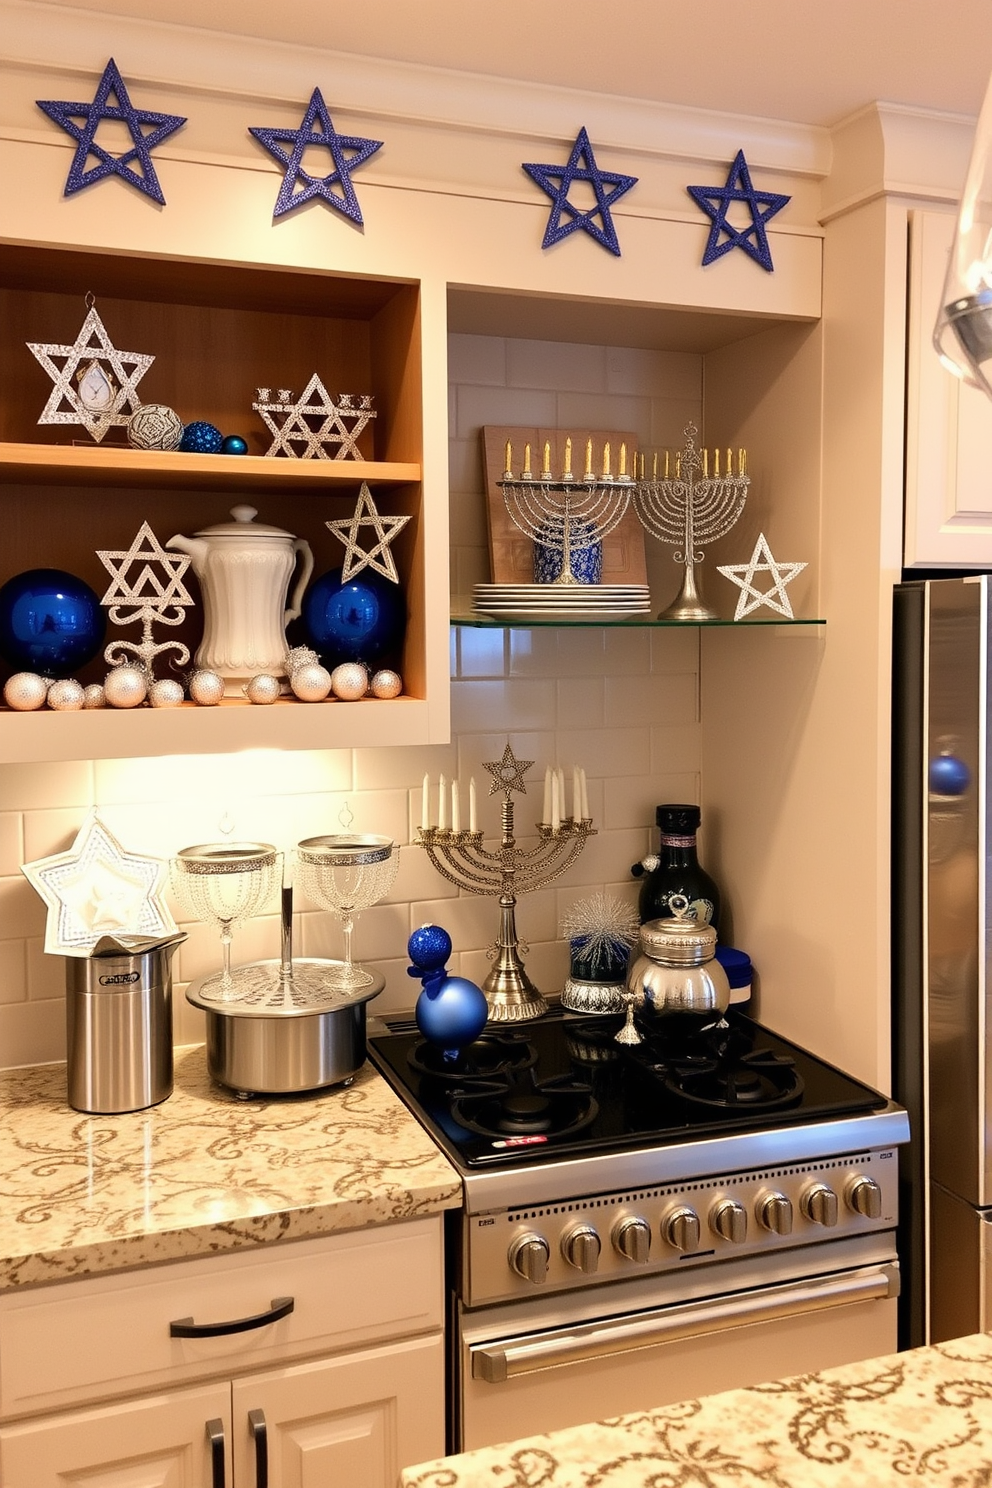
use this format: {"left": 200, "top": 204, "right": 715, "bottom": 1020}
{"left": 170, "top": 842, "right": 280, "bottom": 1002}
{"left": 295, "top": 835, "right": 399, "bottom": 990}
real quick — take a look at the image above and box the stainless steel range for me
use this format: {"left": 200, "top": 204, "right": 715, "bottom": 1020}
{"left": 368, "top": 1006, "right": 910, "bottom": 1453}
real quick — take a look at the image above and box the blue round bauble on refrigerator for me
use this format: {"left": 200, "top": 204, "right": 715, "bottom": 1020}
{"left": 929, "top": 752, "right": 971, "bottom": 797}
{"left": 407, "top": 924, "right": 489, "bottom": 1055}
{"left": 0, "top": 569, "right": 105, "bottom": 677}
{"left": 303, "top": 567, "right": 406, "bottom": 667}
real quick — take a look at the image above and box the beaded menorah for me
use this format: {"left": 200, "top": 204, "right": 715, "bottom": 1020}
{"left": 500, "top": 435, "right": 634, "bottom": 585}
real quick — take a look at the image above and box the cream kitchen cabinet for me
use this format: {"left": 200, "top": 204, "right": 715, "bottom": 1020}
{"left": 0, "top": 1218, "right": 446, "bottom": 1488}
{"left": 905, "top": 208, "right": 992, "bottom": 569}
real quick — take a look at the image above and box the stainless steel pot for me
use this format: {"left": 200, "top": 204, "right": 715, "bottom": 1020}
{"left": 627, "top": 894, "right": 730, "bottom": 1019}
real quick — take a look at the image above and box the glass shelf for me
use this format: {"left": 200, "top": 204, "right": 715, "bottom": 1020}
{"left": 450, "top": 614, "right": 825, "bottom": 629}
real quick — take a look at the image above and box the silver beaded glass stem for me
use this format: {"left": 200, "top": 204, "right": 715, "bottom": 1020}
{"left": 500, "top": 437, "right": 633, "bottom": 585}
{"left": 633, "top": 423, "right": 750, "bottom": 621}
{"left": 170, "top": 843, "right": 280, "bottom": 1002}
{"left": 295, "top": 835, "right": 399, "bottom": 990}
{"left": 416, "top": 745, "right": 595, "bottom": 1022}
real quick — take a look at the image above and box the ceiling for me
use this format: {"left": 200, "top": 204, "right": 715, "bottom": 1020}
{"left": 32, "top": 0, "right": 992, "bottom": 127}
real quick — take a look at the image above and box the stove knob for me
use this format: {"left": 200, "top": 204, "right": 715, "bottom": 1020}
{"left": 756, "top": 1191, "right": 793, "bottom": 1235}
{"left": 710, "top": 1198, "right": 747, "bottom": 1244}
{"left": 612, "top": 1216, "right": 651, "bottom": 1264}
{"left": 561, "top": 1223, "right": 601, "bottom": 1274}
{"left": 509, "top": 1233, "right": 550, "bottom": 1284}
{"left": 846, "top": 1175, "right": 883, "bottom": 1219}
{"left": 800, "top": 1182, "right": 839, "bottom": 1227}
{"left": 662, "top": 1205, "right": 700, "bottom": 1253}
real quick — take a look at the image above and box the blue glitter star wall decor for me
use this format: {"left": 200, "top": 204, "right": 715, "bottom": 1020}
{"left": 249, "top": 89, "right": 383, "bottom": 224}
{"left": 522, "top": 126, "right": 637, "bottom": 256}
{"left": 686, "top": 150, "right": 790, "bottom": 272}
{"left": 36, "top": 58, "right": 186, "bottom": 205}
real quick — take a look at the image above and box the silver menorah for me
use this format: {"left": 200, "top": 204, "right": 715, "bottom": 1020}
{"left": 500, "top": 436, "right": 634, "bottom": 585}
{"left": 633, "top": 423, "right": 749, "bottom": 621}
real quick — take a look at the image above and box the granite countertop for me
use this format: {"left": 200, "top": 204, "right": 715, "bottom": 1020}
{"left": 0, "top": 1045, "right": 460, "bottom": 1291}
{"left": 403, "top": 1332, "right": 992, "bottom": 1487}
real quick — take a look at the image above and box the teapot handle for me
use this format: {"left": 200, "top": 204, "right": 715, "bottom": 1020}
{"left": 285, "top": 539, "right": 315, "bottom": 625}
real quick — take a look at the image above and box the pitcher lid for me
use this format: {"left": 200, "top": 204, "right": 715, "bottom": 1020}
{"left": 638, "top": 895, "right": 717, "bottom": 965}
{"left": 194, "top": 505, "right": 296, "bottom": 539}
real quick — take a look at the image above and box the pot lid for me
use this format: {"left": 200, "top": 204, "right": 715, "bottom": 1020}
{"left": 194, "top": 505, "right": 297, "bottom": 539}
{"left": 638, "top": 895, "right": 717, "bottom": 966}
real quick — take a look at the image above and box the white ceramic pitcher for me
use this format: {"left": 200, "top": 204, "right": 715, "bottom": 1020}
{"left": 167, "top": 506, "right": 314, "bottom": 692}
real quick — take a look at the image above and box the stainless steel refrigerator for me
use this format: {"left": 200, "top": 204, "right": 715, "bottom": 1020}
{"left": 893, "top": 574, "right": 992, "bottom": 1347}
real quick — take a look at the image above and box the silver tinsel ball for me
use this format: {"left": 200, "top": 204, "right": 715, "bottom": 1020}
{"left": 243, "top": 674, "right": 281, "bottom": 705}
{"left": 46, "top": 678, "right": 85, "bottom": 711}
{"left": 291, "top": 662, "right": 332, "bottom": 702}
{"left": 3, "top": 672, "right": 48, "bottom": 711}
{"left": 127, "top": 403, "right": 184, "bottom": 452}
{"left": 370, "top": 668, "right": 403, "bottom": 699}
{"left": 284, "top": 645, "right": 320, "bottom": 677}
{"left": 104, "top": 666, "right": 148, "bottom": 709}
{"left": 188, "top": 670, "right": 225, "bottom": 706}
{"left": 149, "top": 678, "right": 184, "bottom": 708}
{"left": 330, "top": 663, "right": 369, "bottom": 701}
{"left": 82, "top": 684, "right": 106, "bottom": 709}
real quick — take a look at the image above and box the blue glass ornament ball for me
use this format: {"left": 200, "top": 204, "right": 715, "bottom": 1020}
{"left": 408, "top": 923, "right": 453, "bottom": 972}
{"left": 0, "top": 569, "right": 105, "bottom": 678}
{"left": 303, "top": 567, "right": 406, "bottom": 666}
{"left": 415, "top": 974, "right": 489, "bottom": 1051}
{"left": 221, "top": 435, "right": 249, "bottom": 455}
{"left": 929, "top": 753, "right": 971, "bottom": 796}
{"left": 179, "top": 421, "right": 224, "bottom": 454}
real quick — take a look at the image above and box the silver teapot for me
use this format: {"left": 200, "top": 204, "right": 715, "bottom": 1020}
{"left": 626, "top": 894, "right": 730, "bottom": 1019}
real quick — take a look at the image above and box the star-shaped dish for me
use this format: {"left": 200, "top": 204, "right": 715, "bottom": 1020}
{"left": 483, "top": 743, "right": 535, "bottom": 798}
{"left": 22, "top": 812, "right": 177, "bottom": 957}
{"left": 717, "top": 533, "right": 807, "bottom": 620}
{"left": 27, "top": 302, "right": 155, "bottom": 444}
{"left": 37, "top": 58, "right": 186, "bottom": 204}
{"left": 249, "top": 88, "right": 383, "bottom": 224}
{"left": 326, "top": 483, "right": 411, "bottom": 583}
{"left": 253, "top": 375, "right": 376, "bottom": 460}
{"left": 687, "top": 150, "right": 790, "bottom": 272}
{"left": 523, "top": 126, "right": 637, "bottom": 256}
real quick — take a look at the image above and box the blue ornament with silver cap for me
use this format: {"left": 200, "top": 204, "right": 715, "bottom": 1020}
{"left": 408, "top": 924, "right": 489, "bottom": 1061}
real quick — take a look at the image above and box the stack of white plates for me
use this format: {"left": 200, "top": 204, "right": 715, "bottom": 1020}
{"left": 473, "top": 583, "right": 651, "bottom": 621}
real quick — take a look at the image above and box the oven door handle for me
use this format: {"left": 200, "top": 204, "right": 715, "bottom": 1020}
{"left": 471, "top": 1262, "right": 900, "bottom": 1383}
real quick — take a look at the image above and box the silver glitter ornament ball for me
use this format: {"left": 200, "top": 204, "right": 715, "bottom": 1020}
{"left": 127, "top": 403, "right": 184, "bottom": 452}
{"left": 46, "top": 678, "right": 85, "bottom": 711}
{"left": 243, "top": 674, "right": 281, "bottom": 705}
{"left": 284, "top": 645, "right": 320, "bottom": 678}
{"left": 104, "top": 666, "right": 148, "bottom": 709}
{"left": 370, "top": 668, "right": 403, "bottom": 699}
{"left": 330, "top": 662, "right": 369, "bottom": 701}
{"left": 188, "top": 669, "right": 225, "bottom": 706}
{"left": 82, "top": 684, "right": 106, "bottom": 709}
{"left": 3, "top": 672, "right": 48, "bottom": 711}
{"left": 291, "top": 662, "right": 332, "bottom": 702}
{"left": 149, "top": 678, "right": 184, "bottom": 708}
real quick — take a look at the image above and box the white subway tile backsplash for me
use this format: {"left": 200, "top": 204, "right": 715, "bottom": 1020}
{"left": 506, "top": 339, "right": 607, "bottom": 393}
{"left": 448, "top": 333, "right": 507, "bottom": 387}
{"left": 556, "top": 677, "right": 604, "bottom": 730}
{"left": 555, "top": 392, "right": 651, "bottom": 439}
{"left": 507, "top": 628, "right": 558, "bottom": 678}
{"left": 0, "top": 999, "right": 63, "bottom": 1068}
{"left": 456, "top": 384, "right": 556, "bottom": 439}
{"left": 558, "top": 727, "right": 651, "bottom": 778}
{"left": 0, "top": 762, "right": 93, "bottom": 813}
{"left": 451, "top": 680, "right": 557, "bottom": 733}
{"left": 606, "top": 347, "right": 702, "bottom": 400}
{"left": 26, "top": 937, "right": 64, "bottom": 1002}
{"left": 0, "top": 939, "right": 26, "bottom": 1004}
{"left": 456, "top": 627, "right": 508, "bottom": 679}
{"left": 605, "top": 672, "right": 697, "bottom": 728}
{"left": 0, "top": 814, "right": 22, "bottom": 878}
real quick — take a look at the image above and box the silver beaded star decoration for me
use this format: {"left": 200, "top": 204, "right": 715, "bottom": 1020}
{"left": 97, "top": 521, "right": 194, "bottom": 675}
{"left": 326, "top": 483, "right": 412, "bottom": 583}
{"left": 26, "top": 294, "right": 155, "bottom": 443}
{"left": 252, "top": 374, "right": 376, "bottom": 459}
{"left": 717, "top": 532, "right": 808, "bottom": 620}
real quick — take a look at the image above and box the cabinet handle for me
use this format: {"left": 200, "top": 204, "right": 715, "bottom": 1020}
{"left": 169, "top": 1295, "right": 294, "bottom": 1339}
{"left": 249, "top": 1408, "right": 268, "bottom": 1488}
{"left": 205, "top": 1417, "right": 226, "bottom": 1488}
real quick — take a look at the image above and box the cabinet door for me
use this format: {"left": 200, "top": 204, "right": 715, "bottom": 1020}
{"left": 0, "top": 1383, "right": 231, "bottom": 1488}
{"left": 905, "top": 209, "right": 992, "bottom": 568}
{"left": 232, "top": 1334, "right": 444, "bottom": 1488}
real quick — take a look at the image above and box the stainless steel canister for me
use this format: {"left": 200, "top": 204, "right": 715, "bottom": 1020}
{"left": 65, "top": 937, "right": 184, "bottom": 1114}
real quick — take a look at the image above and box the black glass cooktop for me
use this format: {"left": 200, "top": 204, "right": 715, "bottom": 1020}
{"left": 366, "top": 1006, "right": 889, "bottom": 1171}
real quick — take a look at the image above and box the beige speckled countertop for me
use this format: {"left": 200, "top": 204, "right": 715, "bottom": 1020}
{"left": 0, "top": 1045, "right": 460, "bottom": 1290}
{"left": 403, "top": 1332, "right": 992, "bottom": 1487}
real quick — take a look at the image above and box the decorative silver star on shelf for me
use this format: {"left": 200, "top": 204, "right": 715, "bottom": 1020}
{"left": 326, "top": 483, "right": 411, "bottom": 583}
{"left": 26, "top": 297, "right": 155, "bottom": 443}
{"left": 22, "top": 811, "right": 177, "bottom": 957}
{"left": 97, "top": 521, "right": 194, "bottom": 674}
{"left": 483, "top": 742, "right": 535, "bottom": 798}
{"left": 252, "top": 375, "right": 376, "bottom": 459}
{"left": 717, "top": 532, "right": 808, "bottom": 620}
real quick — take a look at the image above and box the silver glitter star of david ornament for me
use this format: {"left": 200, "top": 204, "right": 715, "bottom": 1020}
{"left": 27, "top": 295, "right": 155, "bottom": 443}
{"left": 97, "top": 521, "right": 194, "bottom": 676}
{"left": 326, "top": 483, "right": 411, "bottom": 583}
{"left": 717, "top": 532, "right": 808, "bottom": 620}
{"left": 252, "top": 375, "right": 375, "bottom": 459}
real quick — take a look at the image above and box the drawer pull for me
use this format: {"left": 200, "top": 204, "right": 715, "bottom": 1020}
{"left": 169, "top": 1295, "right": 295, "bottom": 1339}
{"left": 249, "top": 1408, "right": 269, "bottom": 1488}
{"left": 206, "top": 1417, "right": 226, "bottom": 1488}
